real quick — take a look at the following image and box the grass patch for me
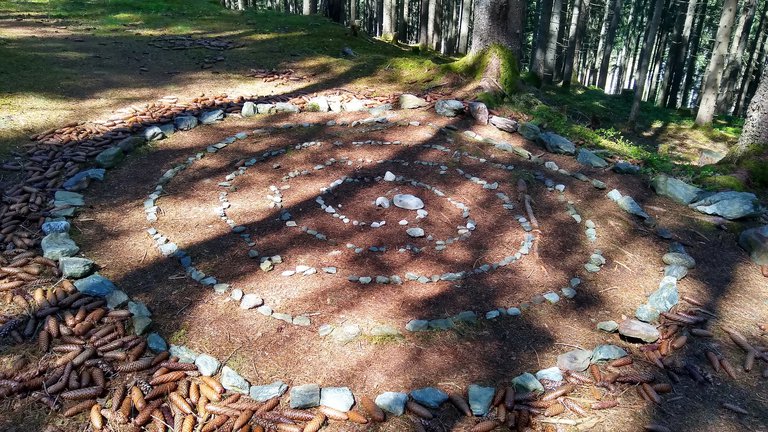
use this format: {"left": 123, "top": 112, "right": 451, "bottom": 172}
{"left": 363, "top": 334, "right": 405, "bottom": 345}
{"left": 169, "top": 324, "right": 189, "bottom": 345}
{"left": 445, "top": 44, "right": 520, "bottom": 96}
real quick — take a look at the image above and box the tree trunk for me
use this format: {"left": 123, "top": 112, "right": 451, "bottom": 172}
{"left": 626, "top": 0, "right": 650, "bottom": 89}
{"left": 399, "top": 0, "right": 409, "bottom": 42}
{"left": 732, "top": 66, "right": 768, "bottom": 158}
{"left": 735, "top": 2, "right": 768, "bottom": 115}
{"left": 681, "top": 0, "right": 707, "bottom": 108}
{"left": 575, "top": 0, "right": 592, "bottom": 84}
{"left": 350, "top": 0, "right": 357, "bottom": 22}
{"left": 382, "top": 0, "right": 396, "bottom": 37}
{"left": 533, "top": 0, "right": 555, "bottom": 83}
{"left": 657, "top": 0, "right": 686, "bottom": 106}
{"left": 648, "top": 29, "right": 667, "bottom": 103}
{"left": 596, "top": 0, "right": 623, "bottom": 90}
{"left": 594, "top": 0, "right": 611, "bottom": 88}
{"left": 543, "top": 0, "right": 564, "bottom": 85}
{"left": 470, "top": 0, "right": 524, "bottom": 58}
{"left": 458, "top": 0, "right": 473, "bottom": 54}
{"left": 628, "top": 0, "right": 665, "bottom": 127}
{"left": 419, "top": 0, "right": 430, "bottom": 46}
{"left": 667, "top": 0, "right": 696, "bottom": 108}
{"left": 695, "top": 0, "right": 739, "bottom": 125}
{"left": 717, "top": 0, "right": 757, "bottom": 114}
{"left": 562, "top": 0, "right": 585, "bottom": 88}
{"left": 554, "top": 0, "right": 570, "bottom": 83}
{"left": 614, "top": 0, "right": 640, "bottom": 93}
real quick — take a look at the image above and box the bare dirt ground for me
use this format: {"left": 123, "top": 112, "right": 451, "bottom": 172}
{"left": 1, "top": 13, "right": 767, "bottom": 432}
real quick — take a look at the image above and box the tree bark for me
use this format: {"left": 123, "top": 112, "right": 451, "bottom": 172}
{"left": 626, "top": 0, "right": 650, "bottom": 89}
{"left": 717, "top": 0, "right": 757, "bottom": 114}
{"left": 695, "top": 0, "right": 739, "bottom": 125}
{"left": 533, "top": 0, "right": 555, "bottom": 83}
{"left": 628, "top": 0, "right": 665, "bottom": 127}
{"left": 657, "top": 0, "right": 686, "bottom": 106}
{"left": 419, "top": 0, "right": 430, "bottom": 46}
{"left": 543, "top": 0, "right": 564, "bottom": 85}
{"left": 382, "top": 0, "right": 396, "bottom": 37}
{"left": 681, "top": 0, "right": 707, "bottom": 108}
{"left": 458, "top": 0, "right": 473, "bottom": 54}
{"left": 469, "top": 0, "right": 524, "bottom": 59}
{"left": 554, "top": 0, "right": 570, "bottom": 82}
{"left": 562, "top": 0, "right": 585, "bottom": 88}
{"left": 732, "top": 65, "right": 768, "bottom": 158}
{"left": 735, "top": 2, "right": 768, "bottom": 115}
{"left": 667, "top": 0, "right": 696, "bottom": 108}
{"left": 596, "top": 0, "right": 623, "bottom": 90}
{"left": 614, "top": 0, "right": 641, "bottom": 92}
{"left": 399, "top": 0, "right": 409, "bottom": 43}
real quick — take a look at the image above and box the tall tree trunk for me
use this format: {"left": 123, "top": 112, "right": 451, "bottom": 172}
{"left": 735, "top": 2, "right": 768, "bottom": 115}
{"left": 543, "top": 0, "right": 564, "bottom": 85}
{"left": 382, "top": 0, "right": 396, "bottom": 37}
{"left": 325, "top": 0, "right": 345, "bottom": 21}
{"left": 628, "top": 0, "right": 665, "bottom": 127}
{"left": 667, "top": 0, "right": 696, "bottom": 108}
{"left": 717, "top": 0, "right": 757, "bottom": 114}
{"left": 533, "top": 0, "right": 555, "bottom": 83}
{"left": 681, "top": 0, "right": 707, "bottom": 108}
{"left": 575, "top": 0, "right": 593, "bottom": 84}
{"left": 647, "top": 29, "right": 667, "bottom": 103}
{"left": 594, "top": 0, "right": 611, "bottom": 88}
{"left": 458, "top": 0, "right": 473, "bottom": 53}
{"left": 657, "top": 0, "right": 686, "bottom": 106}
{"left": 554, "top": 0, "right": 570, "bottom": 83}
{"left": 626, "top": 0, "right": 650, "bottom": 89}
{"left": 562, "top": 0, "right": 585, "bottom": 88}
{"left": 596, "top": 0, "right": 623, "bottom": 90}
{"left": 419, "top": 0, "right": 430, "bottom": 46}
{"left": 614, "top": 0, "right": 640, "bottom": 93}
{"left": 470, "top": 0, "right": 524, "bottom": 57}
{"left": 695, "top": 0, "right": 739, "bottom": 125}
{"left": 350, "top": 0, "right": 357, "bottom": 22}
{"left": 732, "top": 65, "right": 768, "bottom": 158}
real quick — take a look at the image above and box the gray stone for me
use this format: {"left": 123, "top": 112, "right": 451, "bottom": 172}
{"left": 240, "top": 294, "right": 263, "bottom": 309}
{"left": 536, "top": 367, "right": 564, "bottom": 382}
{"left": 128, "top": 301, "right": 151, "bottom": 317}
{"left": 42, "top": 232, "right": 79, "bottom": 260}
{"left": 105, "top": 290, "right": 129, "bottom": 309}
{"left": 577, "top": 149, "right": 608, "bottom": 168}
{"left": 74, "top": 274, "right": 116, "bottom": 297}
{"left": 399, "top": 94, "right": 428, "bottom": 109}
{"left": 370, "top": 325, "right": 402, "bottom": 337}
{"left": 293, "top": 316, "right": 311, "bottom": 326}
{"left": 664, "top": 265, "right": 688, "bottom": 280}
{"left": 651, "top": 174, "right": 703, "bottom": 204}
{"left": 42, "top": 220, "right": 70, "bottom": 234}
{"left": 405, "top": 319, "right": 429, "bottom": 332}
{"left": 376, "top": 391, "right": 408, "bottom": 415}
{"left": 221, "top": 366, "right": 250, "bottom": 394}
{"left": 617, "top": 196, "right": 650, "bottom": 219}
{"left": 428, "top": 319, "right": 454, "bottom": 330}
{"left": 434, "top": 99, "right": 464, "bottom": 117}
{"left": 543, "top": 292, "right": 560, "bottom": 303}
{"left": 272, "top": 313, "right": 293, "bottom": 323}
{"left": 469, "top": 102, "right": 489, "bottom": 124}
{"left": 143, "top": 126, "right": 164, "bottom": 141}
{"left": 597, "top": 320, "right": 619, "bottom": 332}
{"left": 689, "top": 191, "right": 761, "bottom": 220}
{"left": 132, "top": 316, "right": 151, "bottom": 335}
{"left": 257, "top": 305, "right": 273, "bottom": 316}
{"left": 63, "top": 168, "right": 105, "bottom": 191}
{"left": 537, "top": 132, "right": 576, "bottom": 155}
{"left": 256, "top": 103, "right": 275, "bottom": 114}
{"left": 169, "top": 345, "right": 198, "bottom": 363}
{"left": 635, "top": 304, "right": 660, "bottom": 323}
{"left": 591, "top": 344, "right": 628, "bottom": 362}
{"left": 453, "top": 311, "right": 477, "bottom": 323}
{"left": 618, "top": 319, "right": 660, "bottom": 342}
{"left": 562, "top": 287, "right": 577, "bottom": 298}
{"left": 147, "top": 333, "right": 167, "bottom": 352}
{"left": 393, "top": 194, "right": 424, "bottom": 210}
{"left": 410, "top": 387, "right": 448, "bottom": 408}
{"left": 94, "top": 146, "right": 125, "bottom": 168}
{"left": 175, "top": 115, "right": 199, "bottom": 130}
{"left": 290, "top": 384, "right": 321, "bottom": 409}
{"left": 490, "top": 115, "right": 519, "bottom": 133}
{"left": 468, "top": 384, "right": 495, "bottom": 416}
{"left": 662, "top": 252, "right": 696, "bottom": 268}
{"left": 518, "top": 122, "right": 541, "bottom": 141}
{"left": 320, "top": 387, "right": 355, "bottom": 412}
{"left": 307, "top": 96, "right": 329, "bottom": 112}
{"left": 116, "top": 136, "right": 146, "bottom": 153}
{"left": 332, "top": 324, "right": 361, "bottom": 343}
{"left": 406, "top": 227, "right": 425, "bottom": 237}
{"left": 241, "top": 102, "right": 257, "bottom": 117}
{"left": 198, "top": 109, "right": 224, "bottom": 124}
{"left": 195, "top": 354, "right": 221, "bottom": 376}
{"left": 342, "top": 99, "right": 366, "bottom": 112}
{"left": 274, "top": 102, "right": 300, "bottom": 113}
{"left": 250, "top": 381, "right": 288, "bottom": 402}
{"left": 59, "top": 257, "right": 94, "bottom": 278}
{"left": 613, "top": 161, "right": 641, "bottom": 174}
{"left": 648, "top": 276, "right": 679, "bottom": 313}
{"left": 158, "top": 123, "right": 174, "bottom": 137}
{"left": 511, "top": 373, "right": 544, "bottom": 393}
{"left": 557, "top": 349, "right": 592, "bottom": 371}
{"left": 739, "top": 225, "right": 768, "bottom": 265}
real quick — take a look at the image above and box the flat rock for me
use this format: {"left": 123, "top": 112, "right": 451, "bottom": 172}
{"left": 434, "top": 99, "right": 464, "bottom": 117}
{"left": 399, "top": 94, "right": 428, "bottom": 109}
{"left": 512, "top": 372, "right": 544, "bottom": 393}
{"left": 175, "top": 115, "right": 199, "bottom": 130}
{"left": 597, "top": 320, "right": 619, "bottom": 332}
{"left": 74, "top": 274, "right": 116, "bottom": 297}
{"left": 537, "top": 132, "right": 576, "bottom": 155}
{"left": 320, "top": 387, "right": 355, "bottom": 412}
{"left": 410, "top": 387, "right": 448, "bottom": 408}
{"left": 518, "top": 122, "right": 541, "bottom": 141}
{"left": 250, "top": 381, "right": 288, "bottom": 402}
{"left": 648, "top": 276, "right": 678, "bottom": 312}
{"left": 613, "top": 161, "right": 641, "bottom": 174}
{"left": 220, "top": 366, "right": 250, "bottom": 394}
{"left": 664, "top": 264, "right": 688, "bottom": 280}
{"left": 577, "top": 149, "right": 608, "bottom": 168}
{"left": 535, "top": 367, "right": 563, "bottom": 382}
{"left": 393, "top": 194, "right": 424, "bottom": 210}
{"left": 116, "top": 135, "right": 145, "bottom": 153}
{"left": 240, "top": 294, "right": 263, "bottom": 309}
{"left": 195, "top": 354, "right": 221, "bottom": 376}
{"left": 406, "top": 227, "right": 425, "bottom": 237}
{"left": 468, "top": 384, "right": 495, "bottom": 416}
{"left": 143, "top": 126, "right": 164, "bottom": 141}
{"left": 469, "top": 102, "right": 489, "bottom": 124}
{"left": 591, "top": 344, "right": 628, "bottom": 362}
{"left": 63, "top": 168, "right": 105, "bottom": 191}
{"left": 689, "top": 191, "right": 761, "bottom": 220}
{"left": 42, "top": 220, "right": 70, "bottom": 234}
{"left": 376, "top": 391, "right": 408, "bottom": 415}
{"left": 490, "top": 115, "right": 519, "bottom": 133}
{"left": 618, "top": 319, "right": 660, "bottom": 342}
{"left": 59, "top": 257, "right": 94, "bottom": 278}
{"left": 241, "top": 102, "right": 257, "bottom": 117}
{"left": 132, "top": 316, "right": 151, "bottom": 335}
{"left": 169, "top": 345, "right": 198, "bottom": 363}
{"left": 662, "top": 252, "right": 696, "bottom": 268}
{"left": 651, "top": 174, "right": 703, "bottom": 204}
{"left": 617, "top": 196, "right": 650, "bottom": 219}
{"left": 290, "top": 384, "right": 321, "bottom": 409}
{"left": 198, "top": 109, "right": 224, "bottom": 124}
{"left": 405, "top": 319, "right": 429, "bottom": 331}
{"left": 105, "top": 290, "right": 129, "bottom": 309}
{"left": 147, "top": 333, "right": 167, "bottom": 352}
{"left": 42, "top": 232, "right": 79, "bottom": 260}
{"left": 635, "top": 304, "right": 661, "bottom": 322}
{"left": 739, "top": 225, "right": 768, "bottom": 265}
{"left": 557, "top": 349, "right": 592, "bottom": 371}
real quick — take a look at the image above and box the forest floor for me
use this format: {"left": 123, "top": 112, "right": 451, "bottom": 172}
{"left": 1, "top": 1, "right": 767, "bottom": 432}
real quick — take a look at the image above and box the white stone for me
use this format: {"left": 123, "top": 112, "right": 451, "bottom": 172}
{"left": 393, "top": 194, "right": 424, "bottom": 210}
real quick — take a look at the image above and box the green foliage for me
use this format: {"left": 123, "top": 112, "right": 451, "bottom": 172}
{"left": 446, "top": 44, "right": 520, "bottom": 94}
{"left": 699, "top": 174, "right": 747, "bottom": 192}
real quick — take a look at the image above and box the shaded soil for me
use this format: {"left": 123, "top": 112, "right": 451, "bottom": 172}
{"left": 66, "top": 109, "right": 768, "bottom": 431}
